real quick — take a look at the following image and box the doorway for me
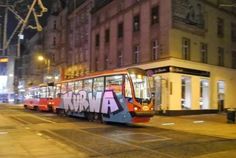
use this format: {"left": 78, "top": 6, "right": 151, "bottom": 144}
{"left": 181, "top": 76, "right": 191, "bottom": 110}
{"left": 200, "top": 79, "right": 209, "bottom": 109}
{"left": 217, "top": 81, "right": 225, "bottom": 112}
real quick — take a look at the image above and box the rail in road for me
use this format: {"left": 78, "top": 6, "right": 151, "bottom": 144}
{"left": 0, "top": 104, "right": 236, "bottom": 158}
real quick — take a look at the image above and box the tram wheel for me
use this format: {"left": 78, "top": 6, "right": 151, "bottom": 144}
{"left": 34, "top": 106, "right": 40, "bottom": 112}
{"left": 56, "top": 109, "right": 66, "bottom": 117}
{"left": 94, "top": 113, "right": 104, "bottom": 123}
{"left": 64, "top": 109, "right": 71, "bottom": 116}
{"left": 86, "top": 112, "right": 94, "bottom": 122}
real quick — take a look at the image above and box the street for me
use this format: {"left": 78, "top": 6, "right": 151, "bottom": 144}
{"left": 0, "top": 104, "right": 236, "bottom": 158}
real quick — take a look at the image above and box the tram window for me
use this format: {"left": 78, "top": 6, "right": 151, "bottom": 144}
{"left": 55, "top": 84, "right": 61, "bottom": 97}
{"left": 125, "top": 75, "right": 132, "bottom": 98}
{"left": 40, "top": 87, "right": 47, "bottom": 98}
{"left": 61, "top": 83, "right": 67, "bottom": 93}
{"left": 33, "top": 89, "right": 39, "bottom": 99}
{"left": 48, "top": 86, "right": 55, "bottom": 98}
{"left": 93, "top": 77, "right": 104, "bottom": 92}
{"left": 105, "top": 75, "right": 123, "bottom": 95}
{"left": 83, "top": 79, "right": 93, "bottom": 92}
{"left": 68, "top": 82, "right": 74, "bottom": 92}
{"left": 75, "top": 81, "right": 83, "bottom": 93}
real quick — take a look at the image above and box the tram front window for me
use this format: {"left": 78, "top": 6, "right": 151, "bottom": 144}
{"left": 130, "top": 74, "right": 151, "bottom": 103}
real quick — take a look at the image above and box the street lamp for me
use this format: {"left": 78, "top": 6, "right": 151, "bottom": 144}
{"left": 38, "top": 55, "right": 44, "bottom": 61}
{"left": 37, "top": 55, "right": 51, "bottom": 82}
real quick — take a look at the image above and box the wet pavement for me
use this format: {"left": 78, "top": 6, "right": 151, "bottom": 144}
{"left": 0, "top": 104, "right": 236, "bottom": 158}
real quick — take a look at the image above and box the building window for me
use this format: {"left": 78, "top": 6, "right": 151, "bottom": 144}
{"left": 95, "top": 34, "right": 100, "bottom": 47}
{"left": 118, "top": 22, "right": 123, "bottom": 38}
{"left": 133, "top": 45, "right": 140, "bottom": 64}
{"left": 232, "top": 51, "right": 236, "bottom": 69}
{"left": 53, "top": 37, "right": 56, "bottom": 46}
{"left": 231, "top": 23, "right": 236, "bottom": 42}
{"left": 182, "top": 38, "right": 190, "bottom": 60}
{"left": 151, "top": 6, "right": 159, "bottom": 25}
{"left": 218, "top": 47, "right": 224, "bottom": 66}
{"left": 152, "top": 39, "right": 159, "bottom": 60}
{"left": 200, "top": 43, "right": 208, "bottom": 63}
{"left": 217, "top": 18, "right": 224, "bottom": 37}
{"left": 53, "top": 20, "right": 57, "bottom": 30}
{"left": 133, "top": 14, "right": 140, "bottom": 32}
{"left": 105, "top": 29, "right": 110, "bottom": 43}
{"left": 117, "top": 50, "right": 123, "bottom": 67}
{"left": 51, "top": 53, "right": 55, "bottom": 63}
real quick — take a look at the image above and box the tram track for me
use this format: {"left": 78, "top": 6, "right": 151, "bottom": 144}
{"left": 3, "top": 106, "right": 176, "bottom": 157}
{"left": 40, "top": 127, "right": 176, "bottom": 158}
{"left": 40, "top": 129, "right": 110, "bottom": 158}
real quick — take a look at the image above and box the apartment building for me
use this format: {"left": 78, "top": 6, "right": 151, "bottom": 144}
{"left": 65, "top": 0, "right": 93, "bottom": 79}
{"left": 90, "top": 0, "right": 236, "bottom": 114}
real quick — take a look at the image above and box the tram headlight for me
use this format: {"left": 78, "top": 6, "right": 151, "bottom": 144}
{"left": 134, "top": 107, "right": 138, "bottom": 111}
{"left": 48, "top": 101, "right": 53, "bottom": 105}
{"left": 142, "top": 105, "right": 149, "bottom": 111}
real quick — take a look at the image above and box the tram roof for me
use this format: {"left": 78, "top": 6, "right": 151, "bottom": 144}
{"left": 57, "top": 67, "right": 146, "bottom": 84}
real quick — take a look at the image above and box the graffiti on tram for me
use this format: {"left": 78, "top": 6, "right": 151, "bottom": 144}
{"left": 62, "top": 90, "right": 123, "bottom": 116}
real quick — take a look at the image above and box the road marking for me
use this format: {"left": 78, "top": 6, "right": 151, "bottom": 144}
{"left": 193, "top": 120, "right": 205, "bottom": 124}
{"left": 114, "top": 132, "right": 171, "bottom": 143}
{"left": 0, "top": 131, "right": 8, "bottom": 135}
{"left": 162, "top": 122, "right": 175, "bottom": 126}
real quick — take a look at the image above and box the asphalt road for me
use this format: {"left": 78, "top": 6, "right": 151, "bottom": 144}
{"left": 0, "top": 104, "right": 236, "bottom": 158}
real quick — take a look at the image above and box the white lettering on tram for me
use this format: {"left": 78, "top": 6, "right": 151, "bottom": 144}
{"left": 62, "top": 90, "right": 120, "bottom": 114}
{"left": 88, "top": 92, "right": 102, "bottom": 113}
{"left": 63, "top": 91, "right": 73, "bottom": 111}
{"left": 77, "top": 91, "right": 89, "bottom": 112}
{"left": 101, "top": 91, "right": 119, "bottom": 114}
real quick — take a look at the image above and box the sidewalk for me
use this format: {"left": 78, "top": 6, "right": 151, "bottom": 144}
{"left": 0, "top": 112, "right": 85, "bottom": 158}
{"left": 145, "top": 113, "right": 236, "bottom": 139}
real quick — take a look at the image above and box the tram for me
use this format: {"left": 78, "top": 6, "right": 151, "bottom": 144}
{"left": 23, "top": 68, "right": 155, "bottom": 123}
{"left": 53, "top": 68, "right": 155, "bottom": 123}
{"left": 23, "top": 83, "right": 57, "bottom": 111}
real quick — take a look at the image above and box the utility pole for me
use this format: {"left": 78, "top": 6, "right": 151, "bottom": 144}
{"left": 2, "top": 0, "right": 8, "bottom": 56}
{"left": 0, "top": 0, "right": 48, "bottom": 57}
{"left": 0, "top": 15, "right": 2, "bottom": 53}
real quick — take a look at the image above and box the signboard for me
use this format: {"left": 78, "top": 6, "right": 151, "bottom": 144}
{"left": 147, "top": 66, "right": 210, "bottom": 77}
{"left": 172, "top": 0, "right": 205, "bottom": 29}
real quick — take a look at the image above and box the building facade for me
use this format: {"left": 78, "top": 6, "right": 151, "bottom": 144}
{"left": 41, "top": 0, "right": 68, "bottom": 82}
{"left": 90, "top": 0, "right": 236, "bottom": 114}
{"left": 65, "top": 0, "right": 93, "bottom": 79}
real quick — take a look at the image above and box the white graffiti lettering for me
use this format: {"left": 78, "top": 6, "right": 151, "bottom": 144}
{"left": 101, "top": 91, "right": 119, "bottom": 114}
{"left": 63, "top": 91, "right": 73, "bottom": 111}
{"left": 78, "top": 91, "right": 89, "bottom": 112}
{"left": 62, "top": 90, "right": 121, "bottom": 115}
{"left": 88, "top": 92, "right": 102, "bottom": 113}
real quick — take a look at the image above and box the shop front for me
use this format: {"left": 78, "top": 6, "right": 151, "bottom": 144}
{"left": 137, "top": 58, "right": 236, "bottom": 115}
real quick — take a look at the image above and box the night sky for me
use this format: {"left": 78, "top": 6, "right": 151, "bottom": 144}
{"left": 0, "top": 0, "right": 54, "bottom": 44}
